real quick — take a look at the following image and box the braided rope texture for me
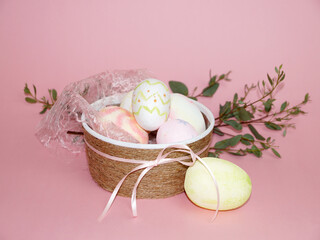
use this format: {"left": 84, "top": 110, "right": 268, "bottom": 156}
{"left": 84, "top": 129, "right": 212, "bottom": 199}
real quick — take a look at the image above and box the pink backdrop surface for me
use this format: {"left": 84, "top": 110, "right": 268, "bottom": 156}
{"left": 1, "top": 0, "right": 320, "bottom": 239}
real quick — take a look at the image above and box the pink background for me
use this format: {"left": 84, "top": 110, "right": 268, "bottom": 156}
{"left": 1, "top": 0, "right": 320, "bottom": 239}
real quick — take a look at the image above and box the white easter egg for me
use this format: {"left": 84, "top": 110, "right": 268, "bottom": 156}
{"left": 120, "top": 90, "right": 133, "bottom": 113}
{"left": 132, "top": 78, "right": 171, "bottom": 131}
{"left": 169, "top": 93, "right": 206, "bottom": 134}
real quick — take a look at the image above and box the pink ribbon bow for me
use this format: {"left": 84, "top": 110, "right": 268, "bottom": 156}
{"left": 85, "top": 141, "right": 220, "bottom": 222}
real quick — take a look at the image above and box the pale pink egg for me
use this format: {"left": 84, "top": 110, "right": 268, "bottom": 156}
{"left": 156, "top": 119, "right": 198, "bottom": 144}
{"left": 97, "top": 106, "right": 149, "bottom": 144}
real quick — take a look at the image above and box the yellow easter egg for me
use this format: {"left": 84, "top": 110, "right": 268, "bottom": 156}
{"left": 184, "top": 157, "right": 252, "bottom": 210}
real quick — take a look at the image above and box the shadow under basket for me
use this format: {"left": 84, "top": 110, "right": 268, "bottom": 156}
{"left": 82, "top": 97, "right": 215, "bottom": 199}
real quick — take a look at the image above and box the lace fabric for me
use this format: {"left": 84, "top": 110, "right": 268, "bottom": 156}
{"left": 35, "top": 69, "right": 153, "bottom": 153}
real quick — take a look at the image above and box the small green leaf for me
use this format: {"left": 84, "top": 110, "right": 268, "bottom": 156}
{"left": 303, "top": 93, "right": 310, "bottom": 104}
{"left": 267, "top": 74, "right": 273, "bottom": 86}
{"left": 218, "top": 74, "right": 225, "bottom": 80}
{"left": 265, "top": 122, "right": 282, "bottom": 130}
{"left": 223, "top": 120, "right": 242, "bottom": 130}
{"left": 202, "top": 83, "right": 219, "bottom": 97}
{"left": 251, "top": 145, "right": 262, "bottom": 157}
{"left": 280, "top": 101, "right": 288, "bottom": 112}
{"left": 24, "top": 84, "right": 31, "bottom": 94}
{"left": 219, "top": 101, "right": 232, "bottom": 117}
{"left": 243, "top": 133, "right": 254, "bottom": 141}
{"left": 275, "top": 66, "right": 279, "bottom": 74}
{"left": 169, "top": 81, "right": 188, "bottom": 96}
{"left": 263, "top": 99, "right": 274, "bottom": 112}
{"left": 208, "top": 152, "right": 217, "bottom": 157}
{"left": 209, "top": 75, "right": 217, "bottom": 86}
{"left": 240, "top": 139, "right": 251, "bottom": 146}
{"left": 271, "top": 148, "right": 281, "bottom": 158}
{"left": 189, "top": 96, "right": 198, "bottom": 101}
{"left": 25, "top": 97, "right": 37, "bottom": 103}
{"left": 248, "top": 124, "right": 265, "bottom": 140}
{"left": 283, "top": 128, "right": 287, "bottom": 137}
{"left": 280, "top": 73, "right": 285, "bottom": 82}
{"left": 33, "top": 85, "right": 37, "bottom": 97}
{"left": 260, "top": 142, "right": 269, "bottom": 149}
{"left": 39, "top": 107, "right": 48, "bottom": 114}
{"left": 213, "top": 127, "right": 224, "bottom": 136}
{"left": 229, "top": 150, "right": 246, "bottom": 156}
{"left": 230, "top": 135, "right": 242, "bottom": 146}
{"left": 233, "top": 93, "right": 238, "bottom": 105}
{"left": 213, "top": 139, "right": 231, "bottom": 150}
{"left": 52, "top": 89, "right": 58, "bottom": 101}
{"left": 238, "top": 107, "right": 253, "bottom": 121}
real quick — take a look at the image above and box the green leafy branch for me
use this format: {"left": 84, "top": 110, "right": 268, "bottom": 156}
{"left": 169, "top": 65, "right": 310, "bottom": 158}
{"left": 24, "top": 65, "right": 310, "bottom": 158}
{"left": 24, "top": 84, "right": 58, "bottom": 114}
{"left": 169, "top": 71, "right": 231, "bottom": 100}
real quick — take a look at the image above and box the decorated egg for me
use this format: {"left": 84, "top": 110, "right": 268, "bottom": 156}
{"left": 156, "top": 119, "right": 198, "bottom": 144}
{"left": 132, "top": 78, "right": 171, "bottom": 131}
{"left": 120, "top": 90, "right": 133, "bottom": 113}
{"left": 184, "top": 157, "right": 252, "bottom": 210}
{"left": 169, "top": 93, "right": 206, "bottom": 134}
{"left": 97, "top": 106, "right": 148, "bottom": 144}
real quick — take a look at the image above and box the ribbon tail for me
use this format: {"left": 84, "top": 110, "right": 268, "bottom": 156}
{"left": 98, "top": 163, "right": 151, "bottom": 222}
{"left": 98, "top": 175, "right": 128, "bottom": 222}
{"left": 131, "top": 166, "right": 153, "bottom": 217}
{"left": 198, "top": 158, "right": 220, "bottom": 222}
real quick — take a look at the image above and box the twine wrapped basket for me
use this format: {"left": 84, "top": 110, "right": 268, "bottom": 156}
{"left": 82, "top": 96, "right": 215, "bottom": 199}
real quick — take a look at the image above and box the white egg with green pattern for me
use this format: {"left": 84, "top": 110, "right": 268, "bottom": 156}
{"left": 132, "top": 78, "right": 171, "bottom": 131}
{"left": 184, "top": 157, "right": 252, "bottom": 210}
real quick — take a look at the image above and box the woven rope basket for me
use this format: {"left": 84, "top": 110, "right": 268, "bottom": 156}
{"left": 82, "top": 96, "right": 214, "bottom": 199}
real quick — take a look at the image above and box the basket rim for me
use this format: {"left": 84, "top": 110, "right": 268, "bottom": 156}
{"left": 82, "top": 95, "right": 214, "bottom": 149}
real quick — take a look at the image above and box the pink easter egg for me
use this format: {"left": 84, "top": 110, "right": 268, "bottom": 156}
{"left": 156, "top": 119, "right": 198, "bottom": 144}
{"left": 97, "top": 106, "right": 149, "bottom": 144}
